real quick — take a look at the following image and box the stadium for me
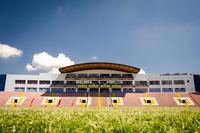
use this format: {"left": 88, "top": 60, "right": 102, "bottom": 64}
{"left": 0, "top": 62, "right": 200, "bottom": 108}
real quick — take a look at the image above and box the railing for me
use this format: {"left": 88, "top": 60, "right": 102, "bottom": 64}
{"left": 50, "top": 83, "right": 135, "bottom": 88}
{"left": 65, "top": 75, "right": 133, "bottom": 79}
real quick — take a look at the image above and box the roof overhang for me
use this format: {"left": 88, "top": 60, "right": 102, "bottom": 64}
{"left": 59, "top": 62, "right": 141, "bottom": 73}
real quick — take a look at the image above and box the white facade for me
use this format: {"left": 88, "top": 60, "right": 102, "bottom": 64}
{"left": 4, "top": 70, "right": 196, "bottom": 93}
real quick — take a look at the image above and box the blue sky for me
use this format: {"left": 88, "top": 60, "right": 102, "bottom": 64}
{"left": 0, "top": 0, "right": 200, "bottom": 74}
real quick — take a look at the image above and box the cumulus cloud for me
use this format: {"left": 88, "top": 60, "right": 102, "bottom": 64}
{"left": 26, "top": 52, "right": 75, "bottom": 73}
{"left": 0, "top": 43, "right": 23, "bottom": 58}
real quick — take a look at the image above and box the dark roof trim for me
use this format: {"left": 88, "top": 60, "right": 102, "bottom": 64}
{"left": 59, "top": 62, "right": 140, "bottom": 73}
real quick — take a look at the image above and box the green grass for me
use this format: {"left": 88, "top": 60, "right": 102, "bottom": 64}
{"left": 0, "top": 107, "right": 200, "bottom": 133}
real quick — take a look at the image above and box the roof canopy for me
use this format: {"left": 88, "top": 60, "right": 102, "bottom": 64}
{"left": 59, "top": 62, "right": 141, "bottom": 73}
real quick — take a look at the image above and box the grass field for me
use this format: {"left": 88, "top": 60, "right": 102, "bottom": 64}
{"left": 0, "top": 107, "right": 200, "bottom": 133}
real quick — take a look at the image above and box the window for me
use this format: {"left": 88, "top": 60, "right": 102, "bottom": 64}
{"left": 89, "top": 89, "right": 98, "bottom": 93}
{"left": 15, "top": 80, "right": 26, "bottom": 84}
{"left": 77, "top": 74, "right": 88, "bottom": 78}
{"left": 123, "top": 88, "right": 133, "bottom": 93}
{"left": 122, "top": 74, "right": 133, "bottom": 78}
{"left": 149, "top": 81, "right": 160, "bottom": 85}
{"left": 66, "top": 81, "right": 76, "bottom": 85}
{"left": 174, "top": 80, "right": 185, "bottom": 85}
{"left": 149, "top": 88, "right": 161, "bottom": 92}
{"left": 175, "top": 88, "right": 186, "bottom": 92}
{"left": 100, "top": 74, "right": 110, "bottom": 78}
{"left": 135, "top": 81, "right": 148, "bottom": 86}
{"left": 52, "top": 81, "right": 64, "bottom": 85}
{"left": 66, "top": 88, "right": 76, "bottom": 92}
{"left": 78, "top": 88, "right": 87, "bottom": 93}
{"left": 135, "top": 88, "right": 148, "bottom": 93}
{"left": 39, "top": 80, "right": 50, "bottom": 84}
{"left": 112, "top": 88, "right": 121, "bottom": 93}
{"left": 111, "top": 74, "right": 121, "bottom": 78}
{"left": 91, "top": 81, "right": 99, "bottom": 85}
{"left": 89, "top": 74, "right": 99, "bottom": 78}
{"left": 66, "top": 74, "right": 76, "bottom": 78}
{"left": 51, "top": 88, "right": 64, "bottom": 93}
{"left": 27, "top": 80, "right": 38, "bottom": 84}
{"left": 123, "top": 81, "right": 133, "bottom": 85}
{"left": 162, "top": 88, "right": 173, "bottom": 92}
{"left": 14, "top": 87, "right": 25, "bottom": 92}
{"left": 100, "top": 81, "right": 107, "bottom": 84}
{"left": 162, "top": 80, "right": 172, "bottom": 85}
{"left": 39, "top": 88, "right": 50, "bottom": 92}
{"left": 26, "top": 88, "right": 37, "bottom": 92}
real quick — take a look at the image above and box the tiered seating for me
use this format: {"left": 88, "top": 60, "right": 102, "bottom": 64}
{"left": 0, "top": 92, "right": 200, "bottom": 108}
{"left": 188, "top": 93, "right": 200, "bottom": 107}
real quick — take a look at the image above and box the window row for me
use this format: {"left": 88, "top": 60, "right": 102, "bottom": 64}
{"left": 14, "top": 87, "right": 186, "bottom": 93}
{"left": 135, "top": 80, "right": 186, "bottom": 86}
{"left": 15, "top": 79, "right": 187, "bottom": 85}
{"left": 66, "top": 74, "right": 133, "bottom": 78}
{"left": 15, "top": 80, "right": 51, "bottom": 85}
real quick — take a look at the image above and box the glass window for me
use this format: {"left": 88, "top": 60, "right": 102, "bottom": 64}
{"left": 111, "top": 74, "right": 121, "bottom": 78}
{"left": 123, "top": 88, "right": 133, "bottom": 92}
{"left": 91, "top": 81, "right": 99, "bottom": 84}
{"left": 39, "top": 80, "right": 50, "bottom": 84}
{"left": 14, "top": 87, "right": 25, "bottom": 92}
{"left": 27, "top": 80, "right": 38, "bottom": 84}
{"left": 162, "top": 88, "right": 173, "bottom": 92}
{"left": 66, "top": 88, "right": 76, "bottom": 92}
{"left": 162, "top": 80, "right": 172, "bottom": 85}
{"left": 175, "top": 88, "right": 186, "bottom": 92}
{"left": 66, "top": 81, "right": 76, "bottom": 85}
{"left": 123, "top": 81, "right": 133, "bottom": 85}
{"left": 26, "top": 88, "right": 37, "bottom": 92}
{"left": 122, "top": 74, "right": 133, "bottom": 78}
{"left": 112, "top": 88, "right": 121, "bottom": 93}
{"left": 39, "top": 88, "right": 50, "bottom": 92}
{"left": 174, "top": 80, "right": 185, "bottom": 85}
{"left": 78, "top": 88, "right": 87, "bottom": 93}
{"left": 15, "top": 80, "right": 26, "bottom": 84}
{"left": 149, "top": 81, "right": 160, "bottom": 85}
{"left": 66, "top": 74, "right": 76, "bottom": 78}
{"left": 52, "top": 81, "right": 64, "bottom": 85}
{"left": 51, "top": 88, "right": 64, "bottom": 93}
{"left": 135, "top": 81, "right": 148, "bottom": 86}
{"left": 100, "top": 74, "right": 110, "bottom": 78}
{"left": 135, "top": 88, "right": 148, "bottom": 93}
{"left": 77, "top": 74, "right": 88, "bottom": 78}
{"left": 89, "top": 74, "right": 99, "bottom": 78}
{"left": 149, "top": 88, "right": 161, "bottom": 92}
{"left": 89, "top": 89, "right": 98, "bottom": 93}
{"left": 100, "top": 81, "right": 107, "bottom": 84}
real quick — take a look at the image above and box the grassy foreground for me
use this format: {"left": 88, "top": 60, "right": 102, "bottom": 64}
{"left": 0, "top": 107, "right": 200, "bottom": 133}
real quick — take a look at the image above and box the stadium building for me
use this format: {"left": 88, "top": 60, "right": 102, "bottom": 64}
{"left": 0, "top": 62, "right": 200, "bottom": 107}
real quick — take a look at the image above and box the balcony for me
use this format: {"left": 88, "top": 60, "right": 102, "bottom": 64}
{"left": 65, "top": 74, "right": 133, "bottom": 80}
{"left": 51, "top": 82, "right": 134, "bottom": 88}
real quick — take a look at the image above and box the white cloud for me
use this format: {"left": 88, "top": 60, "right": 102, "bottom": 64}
{"left": 26, "top": 52, "right": 75, "bottom": 74}
{"left": 0, "top": 43, "right": 23, "bottom": 58}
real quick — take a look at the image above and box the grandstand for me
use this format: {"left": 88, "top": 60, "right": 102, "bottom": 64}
{"left": 0, "top": 62, "right": 200, "bottom": 108}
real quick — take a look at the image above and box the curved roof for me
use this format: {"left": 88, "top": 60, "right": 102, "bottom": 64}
{"left": 59, "top": 62, "right": 141, "bottom": 73}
